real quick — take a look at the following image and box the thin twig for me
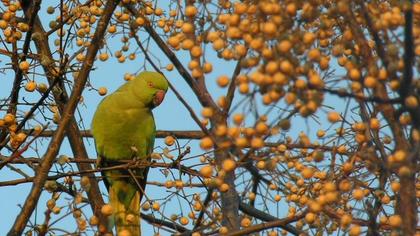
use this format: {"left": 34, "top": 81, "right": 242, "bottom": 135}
{"left": 7, "top": 0, "right": 42, "bottom": 115}
{"left": 233, "top": 204, "right": 306, "bottom": 236}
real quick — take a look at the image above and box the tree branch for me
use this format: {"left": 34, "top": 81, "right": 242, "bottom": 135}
{"left": 24, "top": 129, "right": 205, "bottom": 139}
{"left": 7, "top": 0, "right": 42, "bottom": 115}
{"left": 229, "top": 205, "right": 306, "bottom": 236}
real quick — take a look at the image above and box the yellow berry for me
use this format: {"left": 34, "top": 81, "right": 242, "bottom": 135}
{"left": 327, "top": 112, "right": 341, "bottom": 123}
{"left": 352, "top": 188, "right": 364, "bottom": 200}
{"left": 255, "top": 122, "right": 268, "bottom": 134}
{"left": 303, "top": 32, "right": 316, "bottom": 44}
{"left": 388, "top": 215, "right": 402, "bottom": 228}
{"left": 348, "top": 68, "right": 361, "bottom": 80}
{"left": 46, "top": 199, "right": 56, "bottom": 210}
{"left": 166, "top": 63, "right": 174, "bottom": 71}
{"left": 108, "top": 25, "right": 117, "bottom": 33}
{"left": 98, "top": 87, "right": 107, "bottom": 96}
{"left": 238, "top": 83, "right": 249, "bottom": 94}
{"left": 124, "top": 73, "right": 134, "bottom": 81}
{"left": 393, "top": 150, "right": 407, "bottom": 162}
{"left": 217, "top": 75, "right": 230, "bottom": 87}
{"left": 179, "top": 216, "right": 189, "bottom": 225}
{"left": 219, "top": 183, "right": 229, "bottom": 192}
{"left": 405, "top": 96, "right": 418, "bottom": 108}
{"left": 219, "top": 226, "right": 228, "bottom": 234}
{"left": 154, "top": 8, "right": 163, "bottom": 16}
{"left": 391, "top": 181, "right": 400, "bottom": 192}
{"left": 201, "top": 107, "right": 213, "bottom": 118}
{"left": 301, "top": 168, "right": 314, "bottom": 179}
{"left": 305, "top": 212, "right": 316, "bottom": 223}
{"left": 19, "top": 61, "right": 30, "bottom": 72}
{"left": 25, "top": 81, "right": 37, "bottom": 92}
{"left": 349, "top": 225, "right": 361, "bottom": 236}
{"left": 342, "top": 162, "right": 353, "bottom": 173}
{"left": 364, "top": 76, "right": 377, "bottom": 88}
{"left": 286, "top": 3, "right": 297, "bottom": 16}
{"left": 369, "top": 118, "right": 380, "bottom": 130}
{"left": 241, "top": 217, "right": 251, "bottom": 227}
{"left": 277, "top": 40, "right": 292, "bottom": 53}
{"left": 262, "top": 22, "right": 276, "bottom": 36}
{"left": 222, "top": 159, "right": 236, "bottom": 172}
{"left": 235, "top": 137, "right": 248, "bottom": 148}
{"left": 135, "top": 17, "right": 145, "bottom": 26}
{"left": 185, "top": 5, "right": 198, "bottom": 17}
{"left": 256, "top": 160, "right": 265, "bottom": 169}
{"left": 340, "top": 214, "right": 352, "bottom": 228}
{"left": 182, "top": 23, "right": 194, "bottom": 34}
{"left": 202, "top": 62, "right": 213, "bottom": 73}
{"left": 200, "top": 137, "right": 213, "bottom": 150}
{"left": 89, "top": 215, "right": 99, "bottom": 225}
{"left": 165, "top": 136, "right": 175, "bottom": 146}
{"left": 279, "top": 60, "right": 293, "bottom": 74}
{"left": 308, "top": 48, "right": 321, "bottom": 61}
{"left": 0, "top": 20, "right": 7, "bottom": 29}
{"left": 212, "top": 38, "right": 225, "bottom": 50}
{"left": 152, "top": 202, "right": 160, "bottom": 211}
{"left": 99, "top": 53, "right": 109, "bottom": 61}
{"left": 142, "top": 202, "right": 150, "bottom": 211}
{"left": 316, "top": 129, "right": 325, "bottom": 138}
{"left": 250, "top": 137, "right": 264, "bottom": 148}
{"left": 101, "top": 204, "right": 113, "bottom": 216}
{"left": 381, "top": 195, "right": 391, "bottom": 204}
{"left": 200, "top": 165, "right": 213, "bottom": 178}
{"left": 232, "top": 113, "right": 244, "bottom": 125}
{"left": 190, "top": 45, "right": 202, "bottom": 57}
{"left": 4, "top": 113, "right": 15, "bottom": 124}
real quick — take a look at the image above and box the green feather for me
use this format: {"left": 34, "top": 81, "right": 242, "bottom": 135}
{"left": 92, "top": 71, "right": 168, "bottom": 235}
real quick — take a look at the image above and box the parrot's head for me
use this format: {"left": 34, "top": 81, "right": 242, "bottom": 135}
{"left": 133, "top": 71, "right": 169, "bottom": 109}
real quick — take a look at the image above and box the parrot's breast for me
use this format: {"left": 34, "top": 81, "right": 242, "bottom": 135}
{"left": 92, "top": 103, "right": 155, "bottom": 161}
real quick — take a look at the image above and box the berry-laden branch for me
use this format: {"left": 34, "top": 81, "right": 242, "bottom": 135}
{"left": 7, "top": 0, "right": 42, "bottom": 115}
{"left": 129, "top": 24, "right": 212, "bottom": 138}
{"left": 124, "top": 3, "right": 219, "bottom": 110}
{"left": 7, "top": 1, "right": 120, "bottom": 235}
{"left": 19, "top": 2, "right": 111, "bottom": 230}
{"left": 227, "top": 208, "right": 306, "bottom": 236}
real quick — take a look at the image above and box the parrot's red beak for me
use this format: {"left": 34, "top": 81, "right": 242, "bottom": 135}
{"left": 153, "top": 90, "right": 166, "bottom": 107}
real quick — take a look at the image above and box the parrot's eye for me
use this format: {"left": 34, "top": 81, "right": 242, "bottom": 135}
{"left": 147, "top": 81, "right": 154, "bottom": 88}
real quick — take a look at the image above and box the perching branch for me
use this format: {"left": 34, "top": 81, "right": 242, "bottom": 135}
{"left": 23, "top": 129, "right": 205, "bottom": 139}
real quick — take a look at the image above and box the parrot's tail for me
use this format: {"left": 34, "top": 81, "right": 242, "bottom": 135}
{"left": 109, "top": 185, "right": 141, "bottom": 236}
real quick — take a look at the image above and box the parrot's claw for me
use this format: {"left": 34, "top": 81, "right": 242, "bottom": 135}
{"left": 130, "top": 146, "right": 139, "bottom": 153}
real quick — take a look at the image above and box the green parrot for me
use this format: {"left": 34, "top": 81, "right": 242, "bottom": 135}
{"left": 91, "top": 71, "right": 168, "bottom": 235}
